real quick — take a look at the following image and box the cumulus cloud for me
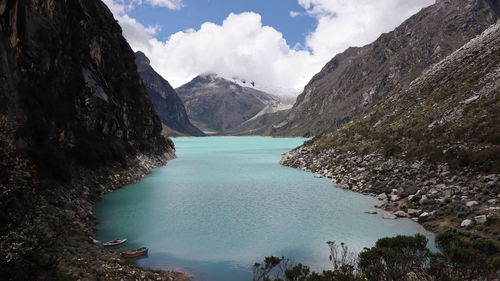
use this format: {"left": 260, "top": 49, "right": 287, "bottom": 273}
{"left": 103, "top": 0, "right": 434, "bottom": 96}
{"left": 298, "top": 0, "right": 435, "bottom": 59}
{"left": 144, "top": 13, "right": 321, "bottom": 95}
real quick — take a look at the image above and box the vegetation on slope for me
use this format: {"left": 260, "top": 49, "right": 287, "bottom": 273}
{"left": 273, "top": 0, "right": 499, "bottom": 137}
{"left": 309, "top": 22, "right": 500, "bottom": 174}
{"left": 254, "top": 234, "right": 499, "bottom": 281}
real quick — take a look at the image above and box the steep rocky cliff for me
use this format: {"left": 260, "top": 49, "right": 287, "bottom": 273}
{"left": 273, "top": 0, "right": 499, "bottom": 137}
{"left": 282, "top": 22, "right": 500, "bottom": 240}
{"left": 0, "top": 0, "right": 182, "bottom": 280}
{"left": 135, "top": 51, "right": 204, "bottom": 137}
{"left": 176, "top": 73, "right": 291, "bottom": 134}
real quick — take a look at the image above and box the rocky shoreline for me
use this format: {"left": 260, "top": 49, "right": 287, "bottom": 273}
{"left": 281, "top": 145, "right": 499, "bottom": 240}
{"left": 1, "top": 150, "right": 191, "bottom": 281}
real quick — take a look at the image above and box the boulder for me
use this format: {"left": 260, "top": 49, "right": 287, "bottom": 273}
{"left": 461, "top": 219, "right": 473, "bottom": 227}
{"left": 377, "top": 193, "right": 388, "bottom": 200}
{"left": 487, "top": 199, "right": 497, "bottom": 205}
{"left": 474, "top": 215, "right": 487, "bottom": 224}
{"left": 395, "top": 211, "right": 408, "bottom": 217}
{"left": 486, "top": 181, "right": 496, "bottom": 188}
{"left": 466, "top": 201, "right": 479, "bottom": 207}
{"left": 484, "top": 174, "right": 498, "bottom": 182}
{"left": 419, "top": 212, "right": 430, "bottom": 218}
{"left": 407, "top": 209, "right": 422, "bottom": 216}
{"left": 390, "top": 194, "right": 400, "bottom": 201}
{"left": 382, "top": 213, "right": 397, "bottom": 219}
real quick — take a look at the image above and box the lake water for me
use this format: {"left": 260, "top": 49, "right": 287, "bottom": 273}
{"left": 94, "top": 137, "right": 434, "bottom": 281}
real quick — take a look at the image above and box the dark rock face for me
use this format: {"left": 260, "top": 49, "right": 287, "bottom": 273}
{"left": 176, "top": 73, "right": 288, "bottom": 134}
{"left": 0, "top": 0, "right": 179, "bottom": 280}
{"left": 135, "top": 51, "right": 204, "bottom": 136}
{"left": 273, "top": 0, "right": 499, "bottom": 137}
{"left": 0, "top": 0, "right": 172, "bottom": 179}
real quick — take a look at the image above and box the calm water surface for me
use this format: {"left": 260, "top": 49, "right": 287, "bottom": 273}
{"left": 94, "top": 137, "right": 434, "bottom": 281}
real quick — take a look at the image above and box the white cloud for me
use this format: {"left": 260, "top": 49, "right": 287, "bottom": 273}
{"left": 103, "top": 0, "right": 435, "bottom": 96}
{"left": 298, "top": 0, "right": 435, "bottom": 59}
{"left": 104, "top": 0, "right": 184, "bottom": 12}
{"left": 144, "top": 0, "right": 184, "bottom": 10}
{"left": 145, "top": 13, "right": 320, "bottom": 95}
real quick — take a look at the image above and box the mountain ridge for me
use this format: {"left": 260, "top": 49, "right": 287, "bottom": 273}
{"left": 0, "top": 1, "right": 185, "bottom": 280}
{"left": 135, "top": 51, "right": 205, "bottom": 137}
{"left": 272, "top": 0, "right": 499, "bottom": 137}
{"left": 176, "top": 73, "right": 292, "bottom": 135}
{"left": 282, "top": 20, "right": 500, "bottom": 241}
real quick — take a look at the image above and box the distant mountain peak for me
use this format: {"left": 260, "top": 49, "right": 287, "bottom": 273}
{"left": 176, "top": 73, "right": 292, "bottom": 135}
{"left": 134, "top": 51, "right": 205, "bottom": 136}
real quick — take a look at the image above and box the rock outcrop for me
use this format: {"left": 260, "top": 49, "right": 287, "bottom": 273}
{"left": 272, "top": 0, "right": 499, "bottom": 137}
{"left": 0, "top": 0, "right": 184, "bottom": 280}
{"left": 176, "top": 73, "right": 292, "bottom": 135}
{"left": 281, "top": 22, "right": 500, "bottom": 240}
{"left": 135, "top": 51, "right": 204, "bottom": 136}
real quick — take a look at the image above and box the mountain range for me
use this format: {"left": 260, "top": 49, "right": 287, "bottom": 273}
{"left": 282, "top": 17, "right": 500, "bottom": 240}
{"left": 176, "top": 73, "right": 293, "bottom": 135}
{"left": 280, "top": 0, "right": 499, "bottom": 244}
{"left": 1, "top": 0, "right": 499, "bottom": 279}
{"left": 271, "top": 0, "right": 499, "bottom": 137}
{"left": 0, "top": 0, "right": 179, "bottom": 279}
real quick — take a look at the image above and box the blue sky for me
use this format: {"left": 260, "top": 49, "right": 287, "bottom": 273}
{"left": 104, "top": 0, "right": 434, "bottom": 96}
{"left": 129, "top": 0, "right": 316, "bottom": 47}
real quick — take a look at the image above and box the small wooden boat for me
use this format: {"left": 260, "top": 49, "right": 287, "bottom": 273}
{"left": 102, "top": 238, "right": 127, "bottom": 247}
{"left": 120, "top": 247, "right": 148, "bottom": 258}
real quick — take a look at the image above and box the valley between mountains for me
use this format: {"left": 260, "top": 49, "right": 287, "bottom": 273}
{"left": 0, "top": 0, "right": 498, "bottom": 280}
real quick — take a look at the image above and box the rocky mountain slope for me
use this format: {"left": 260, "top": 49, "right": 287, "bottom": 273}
{"left": 227, "top": 109, "right": 291, "bottom": 136}
{"left": 0, "top": 0, "right": 185, "bottom": 280}
{"left": 282, "top": 21, "right": 500, "bottom": 240}
{"left": 176, "top": 73, "right": 292, "bottom": 135}
{"left": 273, "top": 0, "right": 500, "bottom": 137}
{"left": 135, "top": 51, "right": 204, "bottom": 137}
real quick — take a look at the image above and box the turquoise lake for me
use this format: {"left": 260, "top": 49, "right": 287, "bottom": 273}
{"left": 94, "top": 137, "right": 434, "bottom": 281}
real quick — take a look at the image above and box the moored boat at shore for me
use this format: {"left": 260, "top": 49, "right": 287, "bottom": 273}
{"left": 102, "top": 238, "right": 127, "bottom": 247}
{"left": 120, "top": 247, "right": 148, "bottom": 258}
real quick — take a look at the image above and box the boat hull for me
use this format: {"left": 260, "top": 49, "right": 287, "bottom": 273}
{"left": 103, "top": 238, "right": 127, "bottom": 247}
{"left": 120, "top": 248, "right": 148, "bottom": 258}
